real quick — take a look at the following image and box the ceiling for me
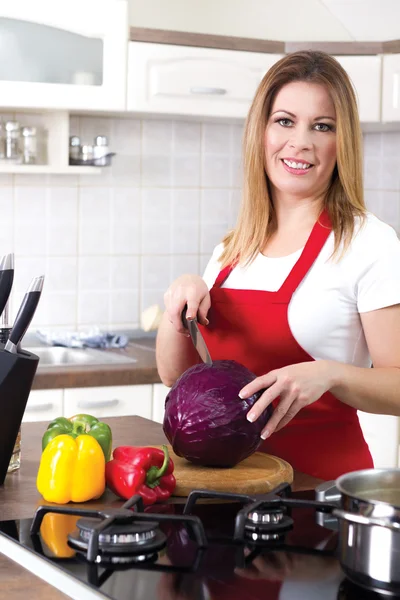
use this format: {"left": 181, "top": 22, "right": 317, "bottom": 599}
{"left": 128, "top": 0, "right": 400, "bottom": 42}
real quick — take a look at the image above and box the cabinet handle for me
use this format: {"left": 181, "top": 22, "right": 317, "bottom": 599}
{"left": 190, "top": 86, "right": 227, "bottom": 96}
{"left": 77, "top": 398, "right": 120, "bottom": 409}
{"left": 25, "top": 402, "right": 54, "bottom": 412}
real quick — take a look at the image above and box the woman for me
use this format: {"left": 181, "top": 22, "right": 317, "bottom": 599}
{"left": 156, "top": 51, "right": 400, "bottom": 480}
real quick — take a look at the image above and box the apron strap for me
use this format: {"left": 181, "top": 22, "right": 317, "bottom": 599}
{"left": 279, "top": 209, "right": 332, "bottom": 298}
{"left": 214, "top": 264, "right": 234, "bottom": 288}
{"left": 212, "top": 210, "right": 332, "bottom": 293}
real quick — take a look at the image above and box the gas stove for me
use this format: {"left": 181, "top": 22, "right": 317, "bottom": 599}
{"left": 0, "top": 483, "right": 397, "bottom": 600}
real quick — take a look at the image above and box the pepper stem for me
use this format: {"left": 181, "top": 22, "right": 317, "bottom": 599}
{"left": 72, "top": 420, "right": 88, "bottom": 436}
{"left": 146, "top": 445, "right": 170, "bottom": 488}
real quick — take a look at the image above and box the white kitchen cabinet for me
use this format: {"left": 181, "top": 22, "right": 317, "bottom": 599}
{"left": 127, "top": 41, "right": 283, "bottom": 119}
{"left": 382, "top": 54, "right": 400, "bottom": 122}
{"left": 358, "top": 411, "right": 399, "bottom": 468}
{"left": 152, "top": 383, "right": 170, "bottom": 424}
{"left": 23, "top": 389, "right": 63, "bottom": 423}
{"left": 334, "top": 56, "right": 382, "bottom": 123}
{"left": 0, "top": 0, "right": 128, "bottom": 111}
{"left": 63, "top": 385, "right": 152, "bottom": 419}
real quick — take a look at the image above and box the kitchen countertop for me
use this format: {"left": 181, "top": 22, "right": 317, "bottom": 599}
{"left": 31, "top": 338, "right": 161, "bottom": 390}
{"left": 0, "top": 416, "right": 323, "bottom": 597}
{"left": 0, "top": 555, "right": 68, "bottom": 599}
{"left": 0, "top": 416, "right": 323, "bottom": 519}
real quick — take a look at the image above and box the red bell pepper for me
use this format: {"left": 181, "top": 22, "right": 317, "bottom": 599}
{"left": 105, "top": 445, "right": 176, "bottom": 505}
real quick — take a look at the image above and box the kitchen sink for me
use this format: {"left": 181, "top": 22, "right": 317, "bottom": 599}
{"left": 27, "top": 346, "right": 137, "bottom": 367}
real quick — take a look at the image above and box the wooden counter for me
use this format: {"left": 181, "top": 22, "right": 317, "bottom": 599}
{"left": 0, "top": 555, "right": 68, "bottom": 600}
{"left": 0, "top": 416, "right": 323, "bottom": 520}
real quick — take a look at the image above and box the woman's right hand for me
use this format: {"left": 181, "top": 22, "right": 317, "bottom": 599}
{"left": 163, "top": 274, "right": 211, "bottom": 335}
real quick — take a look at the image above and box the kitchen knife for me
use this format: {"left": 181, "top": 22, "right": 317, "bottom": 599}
{"left": 182, "top": 305, "right": 213, "bottom": 365}
{"left": 0, "top": 253, "right": 14, "bottom": 321}
{"left": 4, "top": 275, "right": 44, "bottom": 354}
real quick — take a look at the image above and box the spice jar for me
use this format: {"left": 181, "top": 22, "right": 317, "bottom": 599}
{"left": 69, "top": 135, "right": 81, "bottom": 162}
{"left": 5, "top": 121, "right": 21, "bottom": 163}
{"left": 81, "top": 144, "right": 94, "bottom": 163}
{"left": 21, "top": 126, "right": 38, "bottom": 165}
{"left": 93, "top": 135, "right": 109, "bottom": 166}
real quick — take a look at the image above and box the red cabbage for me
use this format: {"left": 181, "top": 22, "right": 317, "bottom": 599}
{"left": 163, "top": 360, "right": 272, "bottom": 467}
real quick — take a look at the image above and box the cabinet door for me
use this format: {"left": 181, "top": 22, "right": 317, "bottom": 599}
{"left": 358, "top": 411, "right": 399, "bottom": 468}
{"left": 23, "top": 389, "right": 63, "bottom": 423}
{"left": 382, "top": 54, "right": 400, "bottom": 122}
{"left": 152, "top": 383, "right": 170, "bottom": 424}
{"left": 127, "top": 42, "right": 283, "bottom": 119}
{"left": 64, "top": 385, "right": 152, "bottom": 419}
{"left": 335, "top": 56, "right": 382, "bottom": 123}
{"left": 0, "top": 0, "right": 128, "bottom": 110}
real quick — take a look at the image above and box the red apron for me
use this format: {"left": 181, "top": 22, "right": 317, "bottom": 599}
{"left": 199, "top": 211, "right": 373, "bottom": 480}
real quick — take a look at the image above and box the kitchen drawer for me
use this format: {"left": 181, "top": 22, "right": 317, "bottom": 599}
{"left": 152, "top": 383, "right": 170, "bottom": 424}
{"left": 23, "top": 389, "right": 63, "bottom": 423}
{"left": 358, "top": 411, "right": 399, "bottom": 468}
{"left": 127, "top": 41, "right": 283, "bottom": 119}
{"left": 334, "top": 56, "right": 382, "bottom": 123}
{"left": 64, "top": 385, "right": 153, "bottom": 419}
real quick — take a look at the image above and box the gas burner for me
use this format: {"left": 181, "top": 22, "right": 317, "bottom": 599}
{"left": 242, "top": 507, "right": 292, "bottom": 544}
{"left": 30, "top": 493, "right": 207, "bottom": 563}
{"left": 246, "top": 505, "right": 287, "bottom": 525}
{"left": 68, "top": 517, "right": 167, "bottom": 558}
{"left": 242, "top": 505, "right": 293, "bottom": 543}
{"left": 234, "top": 497, "right": 294, "bottom": 544}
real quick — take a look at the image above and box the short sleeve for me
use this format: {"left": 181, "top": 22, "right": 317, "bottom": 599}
{"left": 202, "top": 243, "right": 224, "bottom": 290}
{"left": 356, "top": 227, "right": 400, "bottom": 313}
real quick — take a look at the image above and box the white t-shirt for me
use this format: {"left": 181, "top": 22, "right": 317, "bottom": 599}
{"left": 202, "top": 213, "right": 400, "bottom": 368}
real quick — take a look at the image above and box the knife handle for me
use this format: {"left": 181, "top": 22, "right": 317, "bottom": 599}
{"left": 7, "top": 291, "right": 41, "bottom": 348}
{"left": 181, "top": 304, "right": 198, "bottom": 329}
{"left": 5, "top": 275, "right": 44, "bottom": 353}
{"left": 0, "top": 269, "right": 14, "bottom": 319}
{"left": 181, "top": 305, "right": 189, "bottom": 329}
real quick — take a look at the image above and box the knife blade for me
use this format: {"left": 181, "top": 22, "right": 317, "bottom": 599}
{"left": 5, "top": 275, "right": 44, "bottom": 354}
{"left": 0, "top": 253, "right": 14, "bottom": 322}
{"left": 182, "top": 305, "right": 213, "bottom": 365}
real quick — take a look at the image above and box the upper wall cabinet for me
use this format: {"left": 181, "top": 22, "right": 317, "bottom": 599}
{"left": 382, "top": 54, "right": 400, "bottom": 122}
{"left": 334, "top": 56, "right": 382, "bottom": 123}
{"left": 127, "top": 41, "right": 283, "bottom": 119}
{"left": 0, "top": 0, "right": 128, "bottom": 111}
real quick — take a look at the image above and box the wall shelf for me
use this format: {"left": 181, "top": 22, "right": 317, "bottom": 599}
{"left": 0, "top": 165, "right": 101, "bottom": 174}
{"left": 0, "top": 110, "right": 104, "bottom": 176}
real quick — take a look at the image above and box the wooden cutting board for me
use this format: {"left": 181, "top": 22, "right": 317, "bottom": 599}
{"left": 157, "top": 445, "right": 293, "bottom": 497}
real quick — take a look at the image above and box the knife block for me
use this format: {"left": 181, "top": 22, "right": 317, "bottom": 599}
{"left": 0, "top": 346, "right": 39, "bottom": 485}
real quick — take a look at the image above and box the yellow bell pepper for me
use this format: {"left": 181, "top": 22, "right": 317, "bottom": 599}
{"left": 37, "top": 434, "right": 105, "bottom": 504}
{"left": 40, "top": 513, "right": 80, "bottom": 558}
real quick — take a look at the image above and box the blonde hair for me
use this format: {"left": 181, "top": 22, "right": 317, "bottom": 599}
{"left": 219, "top": 50, "right": 366, "bottom": 268}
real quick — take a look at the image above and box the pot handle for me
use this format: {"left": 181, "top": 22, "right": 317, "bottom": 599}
{"left": 333, "top": 508, "right": 400, "bottom": 531}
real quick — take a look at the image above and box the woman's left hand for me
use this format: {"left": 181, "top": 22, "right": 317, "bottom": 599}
{"left": 239, "top": 360, "right": 335, "bottom": 439}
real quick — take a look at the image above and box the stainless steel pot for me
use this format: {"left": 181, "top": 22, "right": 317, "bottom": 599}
{"left": 333, "top": 469, "right": 400, "bottom": 589}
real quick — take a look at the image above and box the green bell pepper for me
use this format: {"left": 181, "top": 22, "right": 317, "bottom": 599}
{"left": 42, "top": 414, "right": 112, "bottom": 461}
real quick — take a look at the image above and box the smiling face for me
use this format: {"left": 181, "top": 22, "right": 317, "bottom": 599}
{"left": 264, "top": 81, "right": 337, "bottom": 202}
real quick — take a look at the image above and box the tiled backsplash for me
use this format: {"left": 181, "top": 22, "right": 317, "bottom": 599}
{"left": 0, "top": 117, "right": 398, "bottom": 332}
{"left": 363, "top": 132, "right": 400, "bottom": 229}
